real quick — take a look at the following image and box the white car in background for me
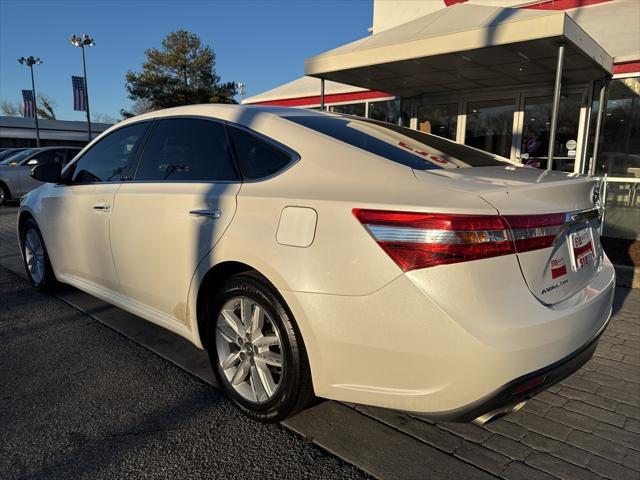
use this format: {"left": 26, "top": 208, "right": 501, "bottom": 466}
{"left": 17, "top": 105, "right": 614, "bottom": 424}
{"left": 0, "top": 146, "right": 80, "bottom": 205}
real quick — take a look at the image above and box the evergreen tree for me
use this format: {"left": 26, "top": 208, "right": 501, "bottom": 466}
{"left": 125, "top": 30, "right": 237, "bottom": 109}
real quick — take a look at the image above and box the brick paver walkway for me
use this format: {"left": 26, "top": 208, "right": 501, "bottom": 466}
{"left": 350, "top": 284, "right": 640, "bottom": 479}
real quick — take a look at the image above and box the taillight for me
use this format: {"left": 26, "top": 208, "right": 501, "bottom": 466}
{"left": 504, "top": 213, "right": 565, "bottom": 253}
{"left": 353, "top": 209, "right": 514, "bottom": 271}
{"left": 353, "top": 209, "right": 568, "bottom": 272}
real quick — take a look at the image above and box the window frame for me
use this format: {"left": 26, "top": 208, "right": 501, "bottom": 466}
{"left": 126, "top": 115, "right": 299, "bottom": 184}
{"left": 63, "top": 114, "right": 299, "bottom": 186}
{"left": 64, "top": 148, "right": 82, "bottom": 166}
{"left": 129, "top": 116, "right": 242, "bottom": 184}
{"left": 63, "top": 121, "right": 153, "bottom": 185}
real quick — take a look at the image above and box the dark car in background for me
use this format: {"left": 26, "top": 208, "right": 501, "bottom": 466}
{"left": 0, "top": 146, "right": 81, "bottom": 205}
{"left": 0, "top": 148, "right": 29, "bottom": 163}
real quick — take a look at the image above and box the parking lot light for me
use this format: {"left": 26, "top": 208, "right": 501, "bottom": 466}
{"left": 69, "top": 33, "right": 95, "bottom": 141}
{"left": 17, "top": 56, "right": 43, "bottom": 147}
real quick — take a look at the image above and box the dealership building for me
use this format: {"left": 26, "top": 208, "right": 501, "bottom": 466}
{"left": 0, "top": 116, "right": 111, "bottom": 148}
{"left": 244, "top": 0, "right": 639, "bottom": 240}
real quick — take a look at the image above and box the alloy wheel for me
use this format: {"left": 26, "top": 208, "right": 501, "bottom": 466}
{"left": 215, "top": 296, "right": 284, "bottom": 403}
{"left": 24, "top": 228, "right": 45, "bottom": 284}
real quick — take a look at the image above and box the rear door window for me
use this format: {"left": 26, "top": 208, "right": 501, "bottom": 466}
{"left": 135, "top": 118, "right": 238, "bottom": 182}
{"left": 228, "top": 126, "right": 293, "bottom": 180}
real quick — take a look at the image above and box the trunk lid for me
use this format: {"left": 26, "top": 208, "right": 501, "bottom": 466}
{"left": 415, "top": 166, "right": 603, "bottom": 305}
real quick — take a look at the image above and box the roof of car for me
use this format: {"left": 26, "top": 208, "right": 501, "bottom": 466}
{"left": 116, "top": 104, "right": 325, "bottom": 128}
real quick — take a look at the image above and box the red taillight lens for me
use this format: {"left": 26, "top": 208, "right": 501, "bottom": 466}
{"left": 353, "top": 209, "right": 514, "bottom": 271}
{"left": 505, "top": 213, "right": 566, "bottom": 253}
{"left": 353, "top": 209, "right": 569, "bottom": 272}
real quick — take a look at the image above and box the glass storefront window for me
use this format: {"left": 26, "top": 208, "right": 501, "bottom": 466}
{"left": 597, "top": 77, "right": 640, "bottom": 179}
{"left": 368, "top": 99, "right": 401, "bottom": 124}
{"left": 603, "top": 182, "right": 640, "bottom": 240}
{"left": 521, "top": 94, "right": 582, "bottom": 172}
{"left": 594, "top": 77, "right": 640, "bottom": 240}
{"left": 465, "top": 99, "right": 514, "bottom": 159}
{"left": 417, "top": 103, "right": 458, "bottom": 140}
{"left": 330, "top": 103, "right": 365, "bottom": 117}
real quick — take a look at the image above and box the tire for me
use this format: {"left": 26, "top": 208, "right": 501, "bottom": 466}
{"left": 0, "top": 182, "right": 9, "bottom": 206}
{"left": 206, "top": 273, "right": 313, "bottom": 422}
{"left": 21, "top": 218, "right": 58, "bottom": 292}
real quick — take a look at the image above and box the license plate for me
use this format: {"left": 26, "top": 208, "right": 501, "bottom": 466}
{"left": 570, "top": 228, "right": 595, "bottom": 271}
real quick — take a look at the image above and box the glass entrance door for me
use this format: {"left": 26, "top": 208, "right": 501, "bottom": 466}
{"left": 464, "top": 99, "right": 515, "bottom": 159}
{"left": 519, "top": 94, "right": 582, "bottom": 171}
{"left": 417, "top": 103, "right": 458, "bottom": 140}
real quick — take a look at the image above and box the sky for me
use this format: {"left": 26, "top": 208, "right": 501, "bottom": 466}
{"left": 0, "top": 0, "right": 372, "bottom": 121}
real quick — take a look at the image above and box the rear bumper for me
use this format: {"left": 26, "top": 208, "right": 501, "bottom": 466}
{"left": 282, "top": 253, "right": 615, "bottom": 416}
{"left": 416, "top": 311, "right": 609, "bottom": 422}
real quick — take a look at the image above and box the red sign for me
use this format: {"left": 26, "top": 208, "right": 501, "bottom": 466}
{"left": 551, "top": 258, "right": 567, "bottom": 279}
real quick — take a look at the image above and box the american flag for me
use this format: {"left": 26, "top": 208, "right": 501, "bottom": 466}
{"left": 22, "top": 90, "right": 35, "bottom": 118}
{"left": 72, "top": 76, "right": 87, "bottom": 111}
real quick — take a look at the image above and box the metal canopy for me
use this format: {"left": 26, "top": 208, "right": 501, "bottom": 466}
{"left": 305, "top": 4, "right": 613, "bottom": 97}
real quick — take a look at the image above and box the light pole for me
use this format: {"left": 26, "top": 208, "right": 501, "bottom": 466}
{"left": 69, "top": 33, "right": 94, "bottom": 141}
{"left": 237, "top": 82, "right": 247, "bottom": 102}
{"left": 17, "top": 56, "right": 42, "bottom": 147}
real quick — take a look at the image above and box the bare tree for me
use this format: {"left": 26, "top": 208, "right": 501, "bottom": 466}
{"left": 0, "top": 94, "right": 56, "bottom": 119}
{"left": 120, "top": 98, "right": 154, "bottom": 119}
{"left": 37, "top": 94, "right": 57, "bottom": 120}
{"left": 91, "top": 112, "right": 117, "bottom": 124}
{"left": 0, "top": 100, "right": 22, "bottom": 117}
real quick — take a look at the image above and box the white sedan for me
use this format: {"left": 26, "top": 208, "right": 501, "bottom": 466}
{"left": 18, "top": 105, "right": 614, "bottom": 424}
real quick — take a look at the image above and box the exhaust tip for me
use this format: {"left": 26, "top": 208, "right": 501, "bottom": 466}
{"left": 472, "top": 400, "right": 527, "bottom": 426}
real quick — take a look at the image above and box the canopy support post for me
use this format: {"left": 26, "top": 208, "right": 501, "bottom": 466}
{"left": 591, "top": 78, "right": 609, "bottom": 175}
{"left": 320, "top": 78, "right": 325, "bottom": 111}
{"left": 547, "top": 43, "right": 565, "bottom": 172}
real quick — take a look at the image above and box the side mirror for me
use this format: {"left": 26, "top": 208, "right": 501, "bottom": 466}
{"left": 31, "top": 162, "right": 62, "bottom": 183}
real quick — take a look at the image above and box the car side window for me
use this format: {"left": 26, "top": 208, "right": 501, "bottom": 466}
{"left": 26, "top": 149, "right": 66, "bottom": 166}
{"left": 228, "top": 126, "right": 293, "bottom": 180}
{"left": 70, "top": 122, "right": 149, "bottom": 184}
{"left": 134, "top": 118, "right": 238, "bottom": 182}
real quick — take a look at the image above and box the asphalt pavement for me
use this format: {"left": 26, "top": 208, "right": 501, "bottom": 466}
{"left": 0, "top": 265, "right": 371, "bottom": 480}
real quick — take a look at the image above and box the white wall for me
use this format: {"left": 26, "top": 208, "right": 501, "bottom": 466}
{"left": 372, "top": 0, "right": 525, "bottom": 33}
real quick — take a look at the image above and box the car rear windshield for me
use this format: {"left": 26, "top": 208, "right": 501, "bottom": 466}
{"left": 282, "top": 114, "right": 508, "bottom": 169}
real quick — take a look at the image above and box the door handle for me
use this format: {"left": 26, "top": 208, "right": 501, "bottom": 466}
{"left": 189, "top": 209, "right": 222, "bottom": 219}
{"left": 93, "top": 203, "right": 111, "bottom": 212}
